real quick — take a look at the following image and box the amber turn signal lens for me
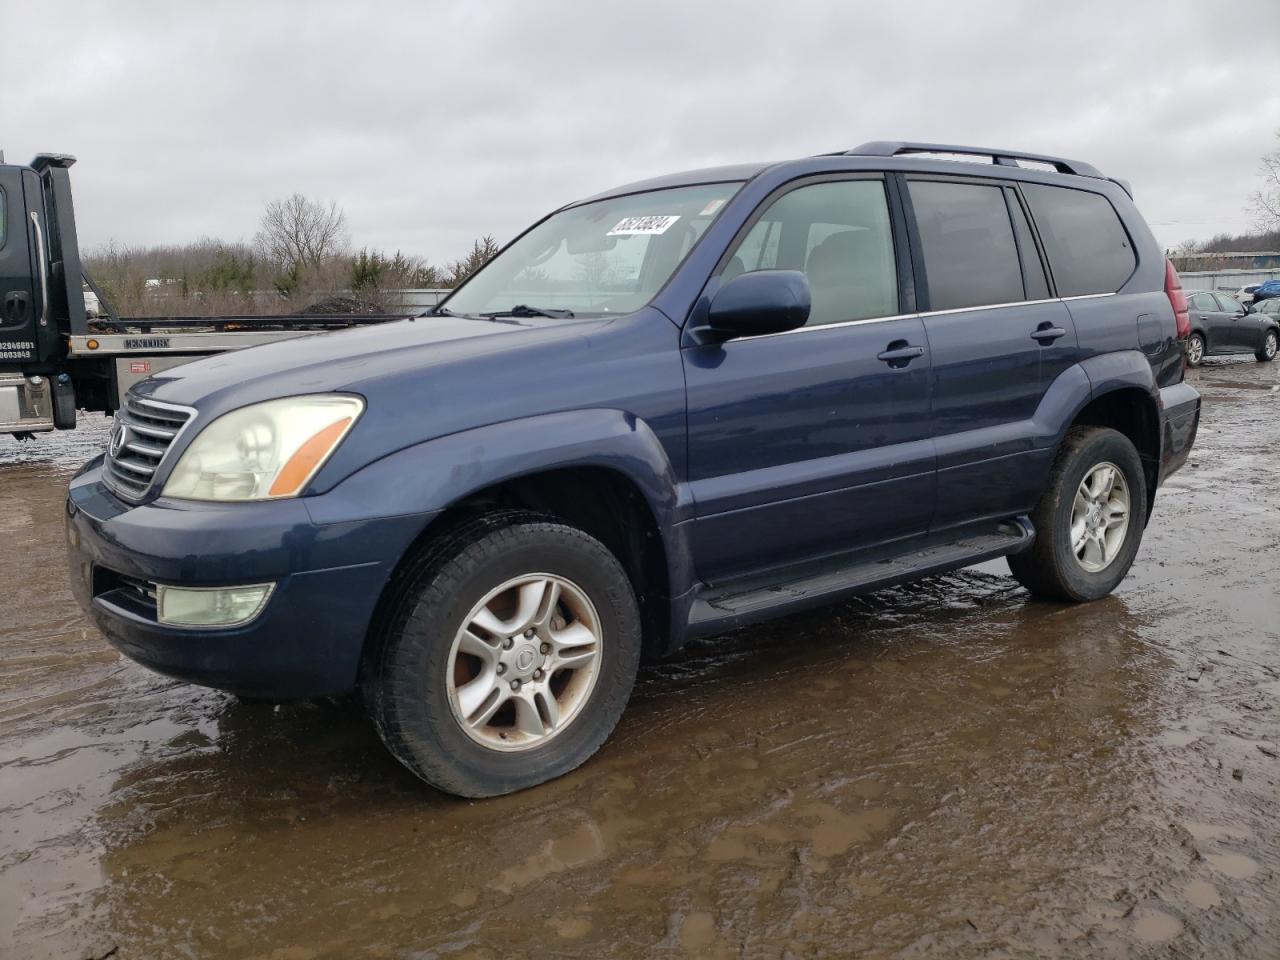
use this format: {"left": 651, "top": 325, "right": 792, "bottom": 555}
{"left": 268, "top": 417, "right": 353, "bottom": 496}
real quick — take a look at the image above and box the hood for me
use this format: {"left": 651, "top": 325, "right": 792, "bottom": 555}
{"left": 133, "top": 313, "right": 584, "bottom": 413}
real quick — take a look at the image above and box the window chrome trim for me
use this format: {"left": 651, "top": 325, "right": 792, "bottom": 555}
{"left": 732, "top": 291, "right": 1117, "bottom": 341}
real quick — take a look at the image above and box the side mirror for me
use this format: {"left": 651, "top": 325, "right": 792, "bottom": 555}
{"left": 706, "top": 270, "right": 810, "bottom": 339}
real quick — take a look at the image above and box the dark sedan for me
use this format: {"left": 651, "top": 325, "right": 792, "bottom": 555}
{"left": 1184, "top": 290, "right": 1279, "bottom": 365}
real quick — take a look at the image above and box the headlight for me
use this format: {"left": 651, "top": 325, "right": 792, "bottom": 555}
{"left": 162, "top": 394, "right": 363, "bottom": 501}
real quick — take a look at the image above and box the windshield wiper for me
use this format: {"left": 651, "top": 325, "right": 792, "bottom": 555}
{"left": 481, "top": 304, "right": 575, "bottom": 319}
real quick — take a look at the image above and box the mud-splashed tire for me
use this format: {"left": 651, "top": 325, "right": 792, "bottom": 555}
{"left": 361, "top": 511, "right": 641, "bottom": 798}
{"left": 1008, "top": 427, "right": 1148, "bottom": 603}
{"left": 1256, "top": 330, "right": 1277, "bottom": 362}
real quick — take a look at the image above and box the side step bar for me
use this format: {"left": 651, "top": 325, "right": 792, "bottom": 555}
{"left": 687, "top": 517, "right": 1035, "bottom": 636}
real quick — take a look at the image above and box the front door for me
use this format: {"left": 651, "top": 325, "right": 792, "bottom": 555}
{"left": 683, "top": 176, "right": 935, "bottom": 583}
{"left": 1213, "top": 292, "right": 1254, "bottom": 350}
{"left": 0, "top": 166, "right": 37, "bottom": 368}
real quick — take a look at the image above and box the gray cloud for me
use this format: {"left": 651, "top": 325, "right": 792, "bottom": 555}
{"left": 6, "top": 0, "right": 1279, "bottom": 264}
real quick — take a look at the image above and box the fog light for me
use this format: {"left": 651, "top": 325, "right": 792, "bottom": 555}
{"left": 156, "top": 583, "right": 274, "bottom": 627}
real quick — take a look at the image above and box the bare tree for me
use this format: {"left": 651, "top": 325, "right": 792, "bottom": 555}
{"left": 255, "top": 193, "right": 350, "bottom": 273}
{"left": 1250, "top": 131, "right": 1280, "bottom": 232}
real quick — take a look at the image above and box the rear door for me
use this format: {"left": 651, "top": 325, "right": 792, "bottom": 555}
{"left": 903, "top": 175, "right": 1075, "bottom": 534}
{"left": 1188, "top": 292, "right": 1230, "bottom": 351}
{"left": 0, "top": 167, "right": 36, "bottom": 367}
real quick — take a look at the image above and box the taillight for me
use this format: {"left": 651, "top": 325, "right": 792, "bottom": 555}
{"left": 1165, "top": 259, "right": 1190, "bottom": 340}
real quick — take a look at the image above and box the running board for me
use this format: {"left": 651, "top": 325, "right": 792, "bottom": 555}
{"left": 687, "top": 517, "right": 1035, "bottom": 636}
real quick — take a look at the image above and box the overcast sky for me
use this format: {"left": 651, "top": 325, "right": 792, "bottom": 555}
{"left": 6, "top": 0, "right": 1279, "bottom": 265}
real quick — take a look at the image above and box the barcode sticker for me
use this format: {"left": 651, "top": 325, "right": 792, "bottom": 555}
{"left": 607, "top": 215, "right": 680, "bottom": 236}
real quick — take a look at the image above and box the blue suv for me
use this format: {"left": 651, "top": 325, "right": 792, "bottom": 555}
{"left": 67, "top": 141, "right": 1201, "bottom": 797}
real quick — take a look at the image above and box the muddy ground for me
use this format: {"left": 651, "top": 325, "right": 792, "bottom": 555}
{"left": 1, "top": 358, "right": 1277, "bottom": 960}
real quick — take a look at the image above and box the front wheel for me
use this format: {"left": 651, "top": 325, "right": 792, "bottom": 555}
{"left": 362, "top": 513, "right": 642, "bottom": 798}
{"left": 1186, "top": 332, "right": 1206, "bottom": 366}
{"left": 1008, "top": 427, "right": 1148, "bottom": 602}
{"left": 1256, "top": 329, "right": 1278, "bottom": 362}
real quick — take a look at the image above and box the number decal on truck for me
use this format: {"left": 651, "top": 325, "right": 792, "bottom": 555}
{"left": 0, "top": 341, "right": 35, "bottom": 360}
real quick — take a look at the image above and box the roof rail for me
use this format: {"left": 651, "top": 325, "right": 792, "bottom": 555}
{"left": 846, "top": 141, "right": 1104, "bottom": 179}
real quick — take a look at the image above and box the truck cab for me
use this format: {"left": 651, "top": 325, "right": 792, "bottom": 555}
{"left": 0, "top": 154, "right": 85, "bottom": 434}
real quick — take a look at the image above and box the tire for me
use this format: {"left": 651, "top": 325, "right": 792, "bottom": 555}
{"left": 1185, "top": 332, "right": 1205, "bottom": 367}
{"left": 362, "top": 511, "right": 642, "bottom": 798}
{"left": 1256, "top": 329, "right": 1278, "bottom": 362}
{"left": 1007, "top": 427, "right": 1148, "bottom": 603}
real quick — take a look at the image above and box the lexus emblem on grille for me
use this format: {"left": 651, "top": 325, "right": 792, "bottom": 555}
{"left": 108, "top": 420, "right": 128, "bottom": 458}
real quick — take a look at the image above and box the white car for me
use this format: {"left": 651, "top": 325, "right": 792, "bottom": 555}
{"left": 1236, "top": 283, "right": 1262, "bottom": 305}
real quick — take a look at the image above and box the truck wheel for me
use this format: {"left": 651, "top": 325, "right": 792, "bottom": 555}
{"left": 362, "top": 512, "right": 641, "bottom": 798}
{"left": 1256, "top": 330, "right": 1277, "bottom": 362}
{"left": 1007, "top": 427, "right": 1148, "bottom": 603}
{"left": 1185, "top": 333, "right": 1205, "bottom": 366}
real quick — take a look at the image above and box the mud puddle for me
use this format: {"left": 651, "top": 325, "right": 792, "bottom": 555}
{"left": 1, "top": 364, "right": 1277, "bottom": 958}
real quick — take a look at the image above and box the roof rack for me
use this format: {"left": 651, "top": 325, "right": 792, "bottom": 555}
{"left": 845, "top": 141, "right": 1104, "bottom": 180}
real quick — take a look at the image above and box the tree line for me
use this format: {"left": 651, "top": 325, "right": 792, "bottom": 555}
{"left": 83, "top": 193, "right": 500, "bottom": 317}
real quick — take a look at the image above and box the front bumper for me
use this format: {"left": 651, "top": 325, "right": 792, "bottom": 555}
{"left": 1158, "top": 381, "right": 1200, "bottom": 484}
{"left": 66, "top": 458, "right": 433, "bottom": 698}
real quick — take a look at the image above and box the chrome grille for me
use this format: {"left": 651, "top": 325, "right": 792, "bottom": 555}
{"left": 102, "top": 394, "right": 195, "bottom": 501}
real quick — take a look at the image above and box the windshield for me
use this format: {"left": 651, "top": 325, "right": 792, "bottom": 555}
{"left": 441, "top": 182, "right": 743, "bottom": 317}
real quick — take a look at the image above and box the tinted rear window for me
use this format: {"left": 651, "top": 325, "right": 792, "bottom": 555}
{"left": 1022, "top": 184, "right": 1136, "bottom": 297}
{"left": 909, "top": 180, "right": 1024, "bottom": 311}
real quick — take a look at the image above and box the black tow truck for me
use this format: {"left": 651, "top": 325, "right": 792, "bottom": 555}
{"left": 0, "top": 153, "right": 422, "bottom": 438}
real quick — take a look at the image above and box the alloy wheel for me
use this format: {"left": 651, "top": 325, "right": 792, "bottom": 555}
{"left": 446, "top": 574, "right": 602, "bottom": 751}
{"left": 1070, "top": 462, "right": 1131, "bottom": 573}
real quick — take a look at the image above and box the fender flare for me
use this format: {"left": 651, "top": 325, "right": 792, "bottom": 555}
{"left": 1035, "top": 352, "right": 1160, "bottom": 444}
{"left": 1034, "top": 352, "right": 1163, "bottom": 502}
{"left": 304, "top": 407, "right": 695, "bottom": 593}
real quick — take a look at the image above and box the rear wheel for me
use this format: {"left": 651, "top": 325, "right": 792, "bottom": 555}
{"left": 1186, "top": 332, "right": 1205, "bottom": 366}
{"left": 1008, "top": 427, "right": 1148, "bottom": 602}
{"left": 362, "top": 513, "right": 641, "bottom": 797}
{"left": 1256, "top": 329, "right": 1277, "bottom": 362}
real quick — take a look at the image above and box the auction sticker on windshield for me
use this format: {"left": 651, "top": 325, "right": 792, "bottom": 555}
{"left": 608, "top": 215, "right": 680, "bottom": 236}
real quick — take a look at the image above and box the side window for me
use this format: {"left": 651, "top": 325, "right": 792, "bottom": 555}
{"left": 908, "top": 180, "right": 1024, "bottom": 311}
{"left": 724, "top": 179, "right": 898, "bottom": 325}
{"left": 1213, "top": 293, "right": 1241, "bottom": 313}
{"left": 1188, "top": 293, "right": 1215, "bottom": 313}
{"left": 1022, "top": 184, "right": 1136, "bottom": 297}
{"left": 1006, "top": 189, "right": 1049, "bottom": 300}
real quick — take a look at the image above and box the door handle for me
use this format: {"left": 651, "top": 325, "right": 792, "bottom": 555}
{"left": 876, "top": 341, "right": 925, "bottom": 367}
{"left": 1031, "top": 323, "right": 1067, "bottom": 344}
{"left": 3, "top": 291, "right": 29, "bottom": 322}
